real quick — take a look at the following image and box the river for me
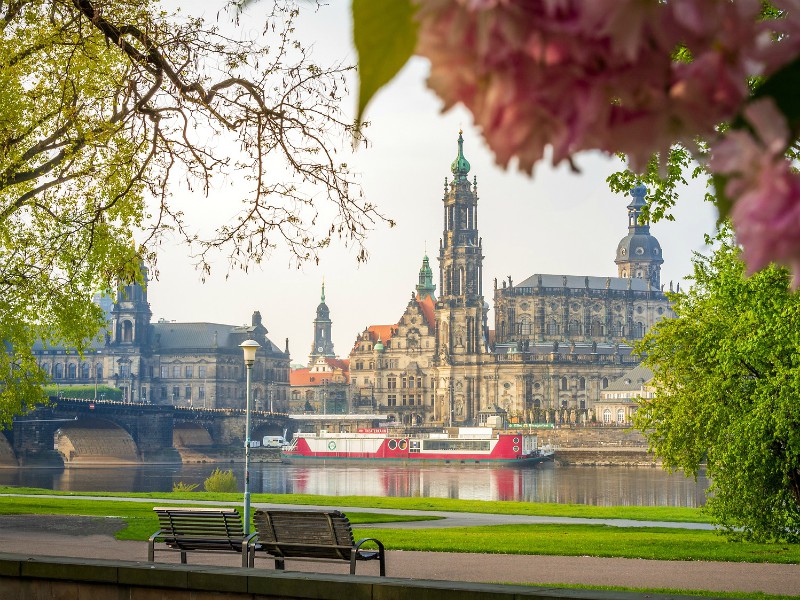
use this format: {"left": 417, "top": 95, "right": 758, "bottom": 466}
{"left": 0, "top": 462, "right": 709, "bottom": 507}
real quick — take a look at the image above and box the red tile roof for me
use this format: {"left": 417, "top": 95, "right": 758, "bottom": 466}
{"left": 290, "top": 369, "right": 348, "bottom": 386}
{"left": 416, "top": 294, "right": 436, "bottom": 328}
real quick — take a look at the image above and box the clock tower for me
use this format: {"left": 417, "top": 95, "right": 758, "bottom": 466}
{"left": 309, "top": 282, "right": 336, "bottom": 365}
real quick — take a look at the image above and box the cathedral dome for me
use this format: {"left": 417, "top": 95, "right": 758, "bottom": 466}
{"left": 615, "top": 233, "right": 663, "bottom": 262}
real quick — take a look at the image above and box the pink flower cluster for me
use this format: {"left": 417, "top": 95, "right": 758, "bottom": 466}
{"left": 413, "top": 0, "right": 800, "bottom": 278}
{"left": 711, "top": 99, "right": 800, "bottom": 285}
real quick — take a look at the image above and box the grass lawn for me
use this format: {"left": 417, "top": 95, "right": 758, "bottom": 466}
{"left": 0, "top": 491, "right": 798, "bottom": 564}
{"left": 0, "top": 486, "right": 711, "bottom": 523}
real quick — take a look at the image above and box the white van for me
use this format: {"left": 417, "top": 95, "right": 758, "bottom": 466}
{"left": 262, "top": 435, "right": 287, "bottom": 448}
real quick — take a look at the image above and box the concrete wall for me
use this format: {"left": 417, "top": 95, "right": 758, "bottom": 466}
{"left": 0, "top": 553, "right": 698, "bottom": 600}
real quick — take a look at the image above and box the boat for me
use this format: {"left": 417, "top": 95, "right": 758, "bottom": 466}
{"left": 281, "top": 426, "right": 554, "bottom": 465}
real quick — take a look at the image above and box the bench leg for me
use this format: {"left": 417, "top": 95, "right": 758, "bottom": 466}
{"left": 147, "top": 542, "right": 154, "bottom": 562}
{"left": 275, "top": 559, "right": 285, "bottom": 570}
{"left": 180, "top": 551, "right": 187, "bottom": 564}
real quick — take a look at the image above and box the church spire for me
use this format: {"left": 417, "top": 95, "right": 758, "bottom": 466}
{"left": 416, "top": 254, "right": 436, "bottom": 300}
{"left": 450, "top": 130, "right": 471, "bottom": 180}
{"left": 321, "top": 279, "right": 326, "bottom": 304}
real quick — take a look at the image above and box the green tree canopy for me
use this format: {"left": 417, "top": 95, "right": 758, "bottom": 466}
{"left": 637, "top": 226, "right": 800, "bottom": 542}
{"left": 0, "top": 0, "right": 386, "bottom": 425}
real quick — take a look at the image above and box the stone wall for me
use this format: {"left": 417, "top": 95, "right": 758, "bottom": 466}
{"left": 537, "top": 426, "right": 655, "bottom": 466}
{"left": 0, "top": 553, "right": 695, "bottom": 600}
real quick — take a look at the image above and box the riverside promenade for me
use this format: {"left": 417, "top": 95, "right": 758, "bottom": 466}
{"left": 0, "top": 497, "right": 799, "bottom": 597}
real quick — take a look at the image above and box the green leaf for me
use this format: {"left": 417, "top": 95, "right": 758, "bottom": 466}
{"left": 353, "top": 0, "right": 418, "bottom": 126}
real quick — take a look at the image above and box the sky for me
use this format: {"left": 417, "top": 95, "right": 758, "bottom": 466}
{"left": 146, "top": 1, "right": 719, "bottom": 365}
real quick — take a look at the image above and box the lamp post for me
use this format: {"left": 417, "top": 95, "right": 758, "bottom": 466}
{"left": 239, "top": 339, "right": 260, "bottom": 535}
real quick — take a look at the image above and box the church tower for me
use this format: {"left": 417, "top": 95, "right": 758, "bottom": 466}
{"left": 110, "top": 263, "right": 152, "bottom": 348}
{"left": 416, "top": 254, "right": 436, "bottom": 300}
{"left": 309, "top": 282, "right": 335, "bottom": 364}
{"left": 437, "top": 132, "right": 486, "bottom": 356}
{"left": 615, "top": 184, "right": 664, "bottom": 289}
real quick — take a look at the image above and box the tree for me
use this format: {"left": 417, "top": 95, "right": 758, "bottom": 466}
{"left": 0, "top": 0, "right": 388, "bottom": 425}
{"left": 352, "top": 0, "right": 800, "bottom": 281}
{"left": 636, "top": 226, "right": 800, "bottom": 542}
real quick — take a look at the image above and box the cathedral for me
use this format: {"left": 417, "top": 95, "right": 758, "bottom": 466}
{"left": 347, "top": 132, "right": 673, "bottom": 426}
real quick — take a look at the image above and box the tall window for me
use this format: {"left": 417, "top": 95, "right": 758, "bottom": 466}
{"left": 185, "top": 386, "right": 192, "bottom": 400}
{"left": 387, "top": 376, "right": 397, "bottom": 389}
{"left": 54, "top": 363, "right": 63, "bottom": 378}
{"left": 67, "top": 364, "right": 76, "bottom": 379}
{"left": 172, "top": 365, "right": 180, "bottom": 378}
{"left": 198, "top": 365, "right": 206, "bottom": 378}
{"left": 560, "top": 377, "right": 567, "bottom": 391}
{"left": 387, "top": 394, "right": 397, "bottom": 407}
{"left": 199, "top": 386, "right": 205, "bottom": 401}
{"left": 172, "top": 386, "right": 180, "bottom": 400}
{"left": 161, "top": 366, "right": 168, "bottom": 379}
{"left": 603, "top": 409, "right": 611, "bottom": 423}
{"left": 160, "top": 386, "right": 167, "bottom": 400}
{"left": 617, "top": 409, "right": 625, "bottom": 424}
{"left": 185, "top": 366, "right": 193, "bottom": 378}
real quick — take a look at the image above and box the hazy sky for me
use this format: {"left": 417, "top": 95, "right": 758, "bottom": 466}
{"left": 147, "top": 1, "right": 719, "bottom": 365}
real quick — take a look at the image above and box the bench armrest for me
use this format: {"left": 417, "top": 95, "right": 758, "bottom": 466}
{"left": 353, "top": 537, "right": 385, "bottom": 553}
{"left": 147, "top": 529, "right": 166, "bottom": 561}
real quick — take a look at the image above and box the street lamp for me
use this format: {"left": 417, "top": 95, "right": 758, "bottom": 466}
{"left": 239, "top": 338, "right": 260, "bottom": 535}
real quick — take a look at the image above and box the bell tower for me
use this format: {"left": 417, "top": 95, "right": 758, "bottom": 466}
{"left": 436, "top": 131, "right": 486, "bottom": 356}
{"left": 110, "top": 263, "right": 152, "bottom": 348}
{"left": 615, "top": 184, "right": 664, "bottom": 289}
{"left": 309, "top": 282, "right": 335, "bottom": 364}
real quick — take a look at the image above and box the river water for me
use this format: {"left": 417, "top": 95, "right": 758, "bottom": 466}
{"left": 0, "top": 462, "right": 710, "bottom": 507}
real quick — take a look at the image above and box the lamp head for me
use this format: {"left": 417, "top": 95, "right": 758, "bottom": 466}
{"left": 239, "top": 339, "right": 260, "bottom": 366}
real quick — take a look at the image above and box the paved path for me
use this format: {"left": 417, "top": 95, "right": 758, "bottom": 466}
{"left": 0, "top": 498, "right": 798, "bottom": 596}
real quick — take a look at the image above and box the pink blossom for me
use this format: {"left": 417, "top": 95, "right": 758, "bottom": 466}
{"left": 413, "top": 0, "right": 787, "bottom": 172}
{"left": 710, "top": 99, "right": 800, "bottom": 283}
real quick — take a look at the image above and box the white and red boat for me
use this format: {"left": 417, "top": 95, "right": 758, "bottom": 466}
{"left": 281, "top": 427, "right": 554, "bottom": 465}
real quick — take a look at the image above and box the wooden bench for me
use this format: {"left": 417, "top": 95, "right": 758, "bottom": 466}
{"left": 249, "top": 509, "right": 386, "bottom": 576}
{"left": 148, "top": 507, "right": 256, "bottom": 566}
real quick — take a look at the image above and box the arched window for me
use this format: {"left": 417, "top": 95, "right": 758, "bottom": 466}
{"left": 96, "top": 364, "right": 103, "bottom": 380}
{"left": 635, "top": 322, "right": 645, "bottom": 338}
{"left": 579, "top": 377, "right": 586, "bottom": 390}
{"left": 519, "top": 316, "right": 533, "bottom": 335}
{"left": 560, "top": 377, "right": 567, "bottom": 391}
{"left": 547, "top": 320, "right": 559, "bottom": 335}
{"left": 602, "top": 377, "right": 609, "bottom": 389}
{"left": 603, "top": 409, "right": 612, "bottom": 423}
{"left": 80, "top": 363, "right": 90, "bottom": 379}
{"left": 591, "top": 320, "right": 603, "bottom": 336}
{"left": 617, "top": 409, "right": 625, "bottom": 424}
{"left": 122, "top": 320, "right": 133, "bottom": 342}
{"left": 54, "top": 363, "right": 63, "bottom": 379}
{"left": 568, "top": 320, "right": 581, "bottom": 336}
{"left": 67, "top": 363, "right": 76, "bottom": 378}
{"left": 41, "top": 363, "right": 50, "bottom": 376}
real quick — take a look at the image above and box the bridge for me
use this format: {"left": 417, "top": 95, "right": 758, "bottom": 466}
{"left": 0, "top": 398, "right": 292, "bottom": 467}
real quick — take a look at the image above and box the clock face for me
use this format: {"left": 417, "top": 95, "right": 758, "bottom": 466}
{"left": 317, "top": 346, "right": 323, "bottom": 352}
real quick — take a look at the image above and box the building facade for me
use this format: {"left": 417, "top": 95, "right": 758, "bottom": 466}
{"left": 348, "top": 134, "right": 673, "bottom": 426}
{"left": 34, "top": 270, "right": 291, "bottom": 411}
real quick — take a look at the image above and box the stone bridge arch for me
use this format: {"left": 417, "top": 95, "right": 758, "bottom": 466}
{"left": 54, "top": 418, "right": 140, "bottom": 466}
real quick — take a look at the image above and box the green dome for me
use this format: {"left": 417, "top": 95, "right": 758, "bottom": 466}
{"left": 374, "top": 339, "right": 385, "bottom": 352}
{"left": 450, "top": 131, "right": 470, "bottom": 179}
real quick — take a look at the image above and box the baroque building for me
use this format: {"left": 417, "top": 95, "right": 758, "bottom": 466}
{"left": 34, "top": 268, "right": 291, "bottom": 411}
{"left": 348, "top": 133, "right": 673, "bottom": 426}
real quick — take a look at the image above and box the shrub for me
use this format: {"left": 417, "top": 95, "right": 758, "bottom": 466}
{"left": 203, "top": 468, "right": 238, "bottom": 493}
{"left": 172, "top": 481, "right": 199, "bottom": 492}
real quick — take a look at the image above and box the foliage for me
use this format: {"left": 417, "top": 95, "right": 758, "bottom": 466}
{"left": 203, "top": 468, "right": 238, "bottom": 493}
{"left": 171, "top": 481, "right": 199, "bottom": 493}
{"left": 1, "top": 0, "right": 389, "bottom": 426}
{"left": 636, "top": 226, "right": 800, "bottom": 542}
{"left": 41, "top": 385, "right": 122, "bottom": 401}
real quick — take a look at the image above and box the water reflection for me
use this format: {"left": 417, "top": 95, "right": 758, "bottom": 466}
{"left": 0, "top": 463, "right": 708, "bottom": 507}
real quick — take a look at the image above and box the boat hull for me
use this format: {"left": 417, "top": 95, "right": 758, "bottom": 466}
{"left": 281, "top": 429, "right": 554, "bottom": 465}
